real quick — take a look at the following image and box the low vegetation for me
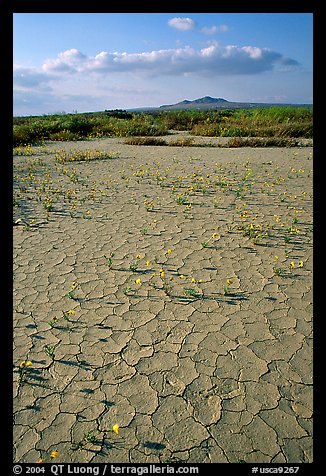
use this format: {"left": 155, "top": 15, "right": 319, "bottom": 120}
{"left": 13, "top": 106, "right": 312, "bottom": 147}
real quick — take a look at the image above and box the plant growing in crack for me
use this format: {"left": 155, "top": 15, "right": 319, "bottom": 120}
{"left": 48, "top": 315, "right": 59, "bottom": 328}
{"left": 63, "top": 309, "right": 76, "bottom": 322}
{"left": 104, "top": 252, "right": 115, "bottom": 270}
{"left": 184, "top": 288, "right": 198, "bottom": 299}
{"left": 36, "top": 450, "right": 59, "bottom": 463}
{"left": 123, "top": 285, "right": 133, "bottom": 296}
{"left": 18, "top": 359, "right": 33, "bottom": 384}
{"left": 273, "top": 267, "right": 287, "bottom": 277}
{"left": 224, "top": 278, "right": 233, "bottom": 295}
{"left": 48, "top": 310, "right": 76, "bottom": 329}
{"left": 43, "top": 344, "right": 56, "bottom": 361}
{"left": 129, "top": 263, "right": 139, "bottom": 273}
{"left": 72, "top": 431, "right": 97, "bottom": 450}
{"left": 72, "top": 424, "right": 120, "bottom": 451}
{"left": 201, "top": 232, "right": 220, "bottom": 248}
{"left": 161, "top": 274, "right": 174, "bottom": 298}
{"left": 66, "top": 281, "right": 78, "bottom": 300}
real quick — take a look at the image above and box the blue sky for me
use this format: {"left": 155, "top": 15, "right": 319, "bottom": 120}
{"left": 13, "top": 13, "right": 313, "bottom": 116}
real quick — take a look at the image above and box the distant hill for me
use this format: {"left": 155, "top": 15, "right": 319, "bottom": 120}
{"left": 160, "top": 96, "right": 230, "bottom": 110}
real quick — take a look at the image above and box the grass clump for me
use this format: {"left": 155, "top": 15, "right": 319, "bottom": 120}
{"left": 55, "top": 149, "right": 115, "bottom": 163}
{"left": 124, "top": 137, "right": 167, "bottom": 146}
{"left": 227, "top": 137, "right": 300, "bottom": 148}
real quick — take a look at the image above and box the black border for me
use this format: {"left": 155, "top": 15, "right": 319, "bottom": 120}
{"left": 6, "top": 2, "right": 321, "bottom": 474}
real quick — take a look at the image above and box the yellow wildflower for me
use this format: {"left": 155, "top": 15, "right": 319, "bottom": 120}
{"left": 298, "top": 261, "right": 304, "bottom": 267}
{"left": 145, "top": 260, "right": 151, "bottom": 266}
{"left": 67, "top": 309, "right": 76, "bottom": 315}
{"left": 167, "top": 249, "right": 172, "bottom": 255}
{"left": 112, "top": 424, "right": 119, "bottom": 434}
{"left": 135, "top": 278, "right": 141, "bottom": 285}
{"left": 290, "top": 261, "right": 295, "bottom": 268}
{"left": 212, "top": 233, "right": 219, "bottom": 239}
{"left": 226, "top": 278, "right": 233, "bottom": 286}
{"left": 20, "top": 360, "right": 32, "bottom": 369}
{"left": 50, "top": 451, "right": 59, "bottom": 459}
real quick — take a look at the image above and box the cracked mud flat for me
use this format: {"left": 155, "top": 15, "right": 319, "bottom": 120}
{"left": 13, "top": 137, "right": 313, "bottom": 463}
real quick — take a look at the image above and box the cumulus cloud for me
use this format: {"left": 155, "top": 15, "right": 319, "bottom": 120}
{"left": 42, "top": 48, "right": 88, "bottom": 73}
{"left": 37, "top": 44, "right": 299, "bottom": 78}
{"left": 201, "top": 25, "right": 229, "bottom": 35}
{"left": 168, "top": 17, "right": 196, "bottom": 30}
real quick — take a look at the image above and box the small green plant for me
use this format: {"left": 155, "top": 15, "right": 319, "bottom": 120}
{"left": 104, "top": 252, "right": 115, "bottom": 270}
{"left": 184, "top": 288, "right": 198, "bottom": 299}
{"left": 67, "top": 281, "right": 78, "bottom": 299}
{"left": 201, "top": 233, "right": 220, "bottom": 248}
{"left": 63, "top": 309, "right": 76, "bottom": 322}
{"left": 48, "top": 316, "right": 58, "bottom": 328}
{"left": 176, "top": 195, "right": 189, "bottom": 205}
{"left": 144, "top": 200, "right": 155, "bottom": 212}
{"left": 226, "top": 222, "right": 236, "bottom": 233}
{"left": 123, "top": 286, "right": 133, "bottom": 296}
{"left": 72, "top": 431, "right": 97, "bottom": 450}
{"left": 44, "top": 344, "right": 56, "bottom": 361}
{"left": 274, "top": 267, "right": 286, "bottom": 276}
{"left": 43, "top": 196, "right": 54, "bottom": 212}
{"left": 129, "top": 263, "right": 138, "bottom": 272}
{"left": 18, "top": 359, "right": 33, "bottom": 384}
{"left": 224, "top": 278, "right": 233, "bottom": 295}
{"left": 84, "top": 432, "right": 96, "bottom": 444}
{"left": 82, "top": 210, "right": 92, "bottom": 219}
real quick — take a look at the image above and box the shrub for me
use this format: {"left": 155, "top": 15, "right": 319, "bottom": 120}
{"left": 104, "top": 109, "right": 133, "bottom": 119}
{"left": 59, "top": 117, "right": 93, "bottom": 135}
{"left": 48, "top": 130, "right": 82, "bottom": 141}
{"left": 13, "top": 124, "right": 38, "bottom": 146}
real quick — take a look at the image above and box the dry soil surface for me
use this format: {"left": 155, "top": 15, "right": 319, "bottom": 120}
{"left": 13, "top": 137, "right": 313, "bottom": 464}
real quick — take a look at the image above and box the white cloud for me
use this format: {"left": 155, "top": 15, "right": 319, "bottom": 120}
{"left": 35, "top": 44, "right": 299, "bottom": 79}
{"left": 42, "top": 48, "right": 88, "bottom": 73}
{"left": 201, "top": 25, "right": 229, "bottom": 35}
{"left": 168, "top": 17, "right": 196, "bottom": 31}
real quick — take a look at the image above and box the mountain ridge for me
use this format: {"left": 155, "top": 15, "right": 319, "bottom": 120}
{"left": 160, "top": 96, "right": 229, "bottom": 109}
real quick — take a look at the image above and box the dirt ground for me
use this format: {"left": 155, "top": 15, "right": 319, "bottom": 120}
{"left": 13, "top": 136, "right": 313, "bottom": 463}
